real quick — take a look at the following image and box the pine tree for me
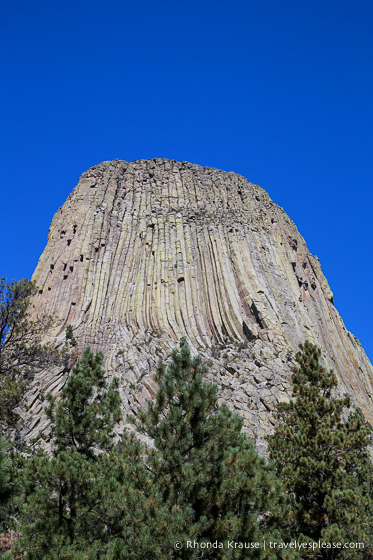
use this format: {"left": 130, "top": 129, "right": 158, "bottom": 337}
{"left": 65, "top": 325, "right": 77, "bottom": 347}
{"left": 96, "top": 431, "right": 176, "bottom": 559}
{"left": 0, "top": 437, "right": 11, "bottom": 531}
{"left": 16, "top": 347, "right": 122, "bottom": 559}
{"left": 266, "top": 340, "right": 373, "bottom": 559}
{"left": 46, "top": 346, "right": 122, "bottom": 457}
{"left": 0, "top": 278, "right": 58, "bottom": 434}
{"left": 124, "top": 340, "right": 294, "bottom": 559}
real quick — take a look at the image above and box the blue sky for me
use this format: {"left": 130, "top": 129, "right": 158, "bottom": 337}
{"left": 1, "top": 0, "right": 372, "bottom": 361}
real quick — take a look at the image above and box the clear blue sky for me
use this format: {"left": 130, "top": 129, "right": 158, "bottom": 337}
{"left": 1, "top": 0, "right": 372, "bottom": 362}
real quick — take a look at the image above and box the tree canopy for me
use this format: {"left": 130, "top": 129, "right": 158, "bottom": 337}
{"left": 16, "top": 347, "right": 122, "bottom": 559}
{"left": 126, "top": 340, "right": 293, "bottom": 559}
{"left": 267, "top": 340, "right": 373, "bottom": 559}
{"left": 1, "top": 331, "right": 372, "bottom": 560}
{"left": 0, "top": 278, "right": 56, "bottom": 434}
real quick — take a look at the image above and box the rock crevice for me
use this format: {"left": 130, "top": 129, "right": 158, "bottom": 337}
{"left": 25, "top": 159, "right": 373, "bottom": 450}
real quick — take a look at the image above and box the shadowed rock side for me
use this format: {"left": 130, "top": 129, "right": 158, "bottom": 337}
{"left": 25, "top": 159, "right": 373, "bottom": 452}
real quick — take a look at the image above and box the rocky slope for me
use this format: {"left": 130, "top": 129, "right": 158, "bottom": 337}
{"left": 25, "top": 159, "right": 373, "bottom": 451}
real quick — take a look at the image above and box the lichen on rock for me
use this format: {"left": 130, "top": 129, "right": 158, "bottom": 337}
{"left": 24, "top": 159, "right": 373, "bottom": 451}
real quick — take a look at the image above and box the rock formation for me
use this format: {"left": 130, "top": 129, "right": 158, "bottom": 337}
{"left": 25, "top": 159, "right": 373, "bottom": 452}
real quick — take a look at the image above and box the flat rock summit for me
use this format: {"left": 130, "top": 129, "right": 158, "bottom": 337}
{"left": 26, "top": 159, "right": 373, "bottom": 451}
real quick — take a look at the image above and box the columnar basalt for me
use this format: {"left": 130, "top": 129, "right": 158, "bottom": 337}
{"left": 25, "top": 159, "right": 373, "bottom": 451}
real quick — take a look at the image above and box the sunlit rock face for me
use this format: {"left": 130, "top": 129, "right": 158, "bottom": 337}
{"left": 26, "top": 159, "right": 373, "bottom": 451}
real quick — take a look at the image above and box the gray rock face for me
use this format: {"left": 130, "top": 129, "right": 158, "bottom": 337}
{"left": 24, "top": 159, "right": 373, "bottom": 450}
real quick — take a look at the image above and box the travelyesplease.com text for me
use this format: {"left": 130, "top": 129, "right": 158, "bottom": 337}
{"left": 174, "top": 540, "right": 365, "bottom": 551}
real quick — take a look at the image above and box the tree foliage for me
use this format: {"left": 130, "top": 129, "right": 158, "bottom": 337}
{"left": 0, "top": 278, "right": 56, "bottom": 433}
{"left": 16, "top": 341, "right": 297, "bottom": 559}
{"left": 16, "top": 348, "right": 122, "bottom": 559}
{"left": 7, "top": 337, "right": 373, "bottom": 559}
{"left": 46, "top": 347, "right": 122, "bottom": 457}
{"left": 0, "top": 437, "right": 12, "bottom": 533}
{"left": 267, "top": 340, "right": 373, "bottom": 558}
{"left": 124, "top": 340, "right": 293, "bottom": 559}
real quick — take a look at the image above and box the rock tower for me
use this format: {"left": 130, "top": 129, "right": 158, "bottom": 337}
{"left": 26, "top": 159, "right": 373, "bottom": 451}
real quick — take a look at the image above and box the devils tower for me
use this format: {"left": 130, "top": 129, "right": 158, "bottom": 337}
{"left": 25, "top": 159, "right": 373, "bottom": 451}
